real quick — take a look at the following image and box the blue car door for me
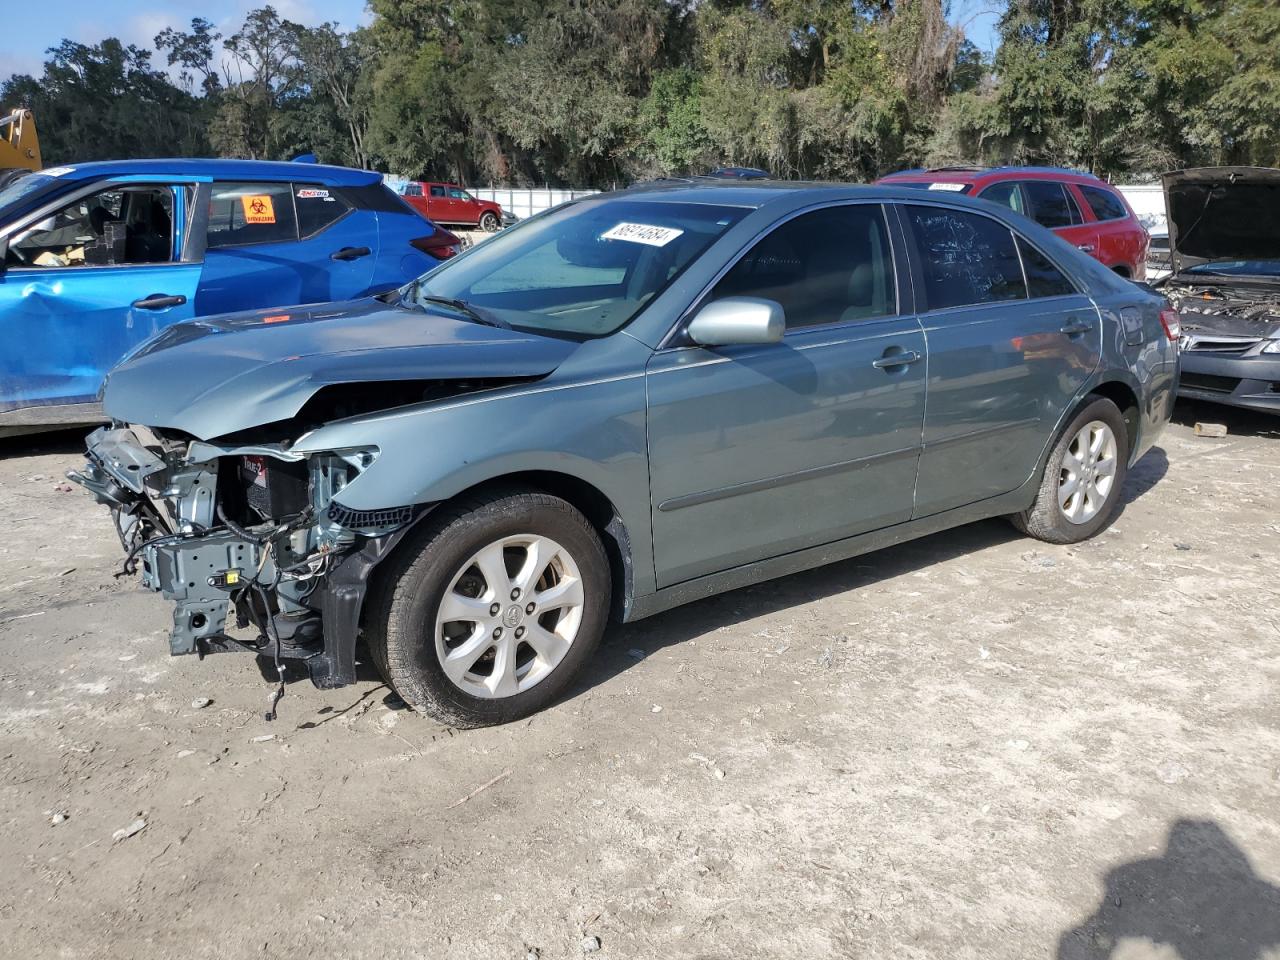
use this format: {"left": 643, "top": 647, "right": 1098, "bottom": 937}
{"left": 196, "top": 180, "right": 377, "bottom": 315}
{"left": 0, "top": 178, "right": 201, "bottom": 418}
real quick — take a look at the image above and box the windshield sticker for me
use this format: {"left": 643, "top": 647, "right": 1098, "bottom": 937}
{"left": 42, "top": 166, "right": 76, "bottom": 177}
{"left": 241, "top": 195, "right": 276, "bottom": 224}
{"left": 601, "top": 222, "right": 684, "bottom": 247}
{"left": 927, "top": 182, "right": 967, "bottom": 191}
{"left": 297, "top": 188, "right": 330, "bottom": 199}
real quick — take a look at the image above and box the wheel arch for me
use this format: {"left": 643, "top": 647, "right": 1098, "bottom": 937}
{"left": 381, "top": 470, "right": 636, "bottom": 624}
{"left": 471, "top": 471, "right": 634, "bottom": 622}
{"left": 1086, "top": 378, "right": 1140, "bottom": 457}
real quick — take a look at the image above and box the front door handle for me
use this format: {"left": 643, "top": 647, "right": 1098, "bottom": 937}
{"left": 872, "top": 349, "right": 922, "bottom": 370}
{"left": 1060, "top": 319, "right": 1094, "bottom": 337}
{"left": 331, "top": 246, "right": 372, "bottom": 261}
{"left": 1076, "top": 243, "right": 1096, "bottom": 254}
{"left": 132, "top": 294, "right": 187, "bottom": 310}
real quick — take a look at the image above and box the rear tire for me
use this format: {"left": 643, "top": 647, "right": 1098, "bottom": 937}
{"left": 366, "top": 489, "right": 610, "bottom": 728}
{"left": 479, "top": 211, "right": 500, "bottom": 232}
{"left": 1012, "top": 396, "right": 1129, "bottom": 544}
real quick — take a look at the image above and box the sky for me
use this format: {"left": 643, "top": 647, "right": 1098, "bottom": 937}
{"left": 0, "top": 0, "right": 373, "bottom": 84}
{"left": 0, "top": 0, "right": 1003, "bottom": 88}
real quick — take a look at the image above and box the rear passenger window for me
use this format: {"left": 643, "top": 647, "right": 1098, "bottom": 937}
{"left": 207, "top": 182, "right": 297, "bottom": 248}
{"left": 1023, "top": 181, "right": 1078, "bottom": 229}
{"left": 294, "top": 184, "right": 352, "bottom": 237}
{"left": 1079, "top": 185, "right": 1128, "bottom": 222}
{"left": 710, "top": 204, "right": 896, "bottom": 328}
{"left": 903, "top": 206, "right": 1025, "bottom": 310}
{"left": 1017, "top": 237, "right": 1076, "bottom": 298}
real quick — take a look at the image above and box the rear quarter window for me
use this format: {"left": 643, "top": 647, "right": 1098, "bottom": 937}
{"left": 1079, "top": 185, "right": 1129, "bottom": 222}
{"left": 1016, "top": 237, "right": 1076, "bottom": 298}
{"left": 294, "top": 184, "right": 352, "bottom": 237}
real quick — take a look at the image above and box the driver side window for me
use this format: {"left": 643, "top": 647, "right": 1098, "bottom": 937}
{"left": 6, "top": 185, "right": 179, "bottom": 269}
{"left": 709, "top": 204, "right": 897, "bottom": 328}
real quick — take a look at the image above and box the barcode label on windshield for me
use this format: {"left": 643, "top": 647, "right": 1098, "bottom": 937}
{"left": 601, "top": 222, "right": 684, "bottom": 246}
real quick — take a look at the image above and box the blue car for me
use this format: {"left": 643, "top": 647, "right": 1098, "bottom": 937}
{"left": 0, "top": 159, "right": 456, "bottom": 436}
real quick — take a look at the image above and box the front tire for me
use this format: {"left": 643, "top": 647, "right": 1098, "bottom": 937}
{"left": 1012, "top": 396, "right": 1129, "bottom": 544}
{"left": 366, "top": 489, "right": 610, "bottom": 727}
{"left": 479, "top": 211, "right": 500, "bottom": 232}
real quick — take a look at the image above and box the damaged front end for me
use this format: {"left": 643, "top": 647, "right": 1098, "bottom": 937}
{"left": 70, "top": 425, "right": 423, "bottom": 690}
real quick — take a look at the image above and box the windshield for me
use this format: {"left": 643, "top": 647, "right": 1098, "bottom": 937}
{"left": 0, "top": 173, "right": 60, "bottom": 213}
{"left": 1182, "top": 259, "right": 1280, "bottom": 279}
{"left": 410, "top": 198, "right": 750, "bottom": 338}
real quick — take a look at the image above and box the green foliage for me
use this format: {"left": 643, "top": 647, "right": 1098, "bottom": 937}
{"left": 4, "top": 0, "right": 1280, "bottom": 181}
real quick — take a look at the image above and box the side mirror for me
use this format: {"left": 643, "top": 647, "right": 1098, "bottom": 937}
{"left": 687, "top": 297, "right": 785, "bottom": 346}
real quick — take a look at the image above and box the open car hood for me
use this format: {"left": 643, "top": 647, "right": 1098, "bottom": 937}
{"left": 102, "top": 298, "right": 577, "bottom": 440}
{"left": 1162, "top": 167, "right": 1280, "bottom": 276}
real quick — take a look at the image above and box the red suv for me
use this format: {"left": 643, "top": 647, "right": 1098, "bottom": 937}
{"left": 399, "top": 181, "right": 506, "bottom": 232}
{"left": 877, "top": 166, "right": 1149, "bottom": 281}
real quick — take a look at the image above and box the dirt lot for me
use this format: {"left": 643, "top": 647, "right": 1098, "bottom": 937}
{"left": 1, "top": 400, "right": 1278, "bottom": 960}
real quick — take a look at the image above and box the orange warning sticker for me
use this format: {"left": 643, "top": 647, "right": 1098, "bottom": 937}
{"left": 241, "top": 194, "right": 276, "bottom": 224}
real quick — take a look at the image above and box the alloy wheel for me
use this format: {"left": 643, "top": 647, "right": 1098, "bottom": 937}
{"left": 434, "top": 534, "right": 585, "bottom": 698}
{"left": 1058, "top": 420, "right": 1118, "bottom": 524}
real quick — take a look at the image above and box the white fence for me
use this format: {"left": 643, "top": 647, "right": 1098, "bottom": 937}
{"left": 471, "top": 187, "right": 601, "bottom": 220}
{"left": 386, "top": 174, "right": 1170, "bottom": 233}
{"left": 1114, "top": 184, "right": 1167, "bottom": 234}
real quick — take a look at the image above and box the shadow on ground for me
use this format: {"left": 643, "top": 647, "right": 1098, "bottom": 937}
{"left": 0, "top": 425, "right": 93, "bottom": 462}
{"left": 579, "top": 447, "right": 1166, "bottom": 697}
{"left": 1172, "top": 397, "right": 1280, "bottom": 439}
{"left": 1059, "top": 819, "right": 1280, "bottom": 960}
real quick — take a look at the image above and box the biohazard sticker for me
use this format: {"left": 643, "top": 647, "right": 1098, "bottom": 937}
{"left": 241, "top": 195, "right": 276, "bottom": 224}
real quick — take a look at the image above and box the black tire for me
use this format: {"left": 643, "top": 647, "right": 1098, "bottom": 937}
{"left": 1011, "top": 396, "right": 1129, "bottom": 544}
{"left": 366, "top": 489, "right": 610, "bottom": 727}
{"left": 479, "top": 211, "right": 499, "bottom": 232}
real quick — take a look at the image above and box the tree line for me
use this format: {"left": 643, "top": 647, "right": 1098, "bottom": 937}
{"left": 3, "top": 0, "right": 1277, "bottom": 188}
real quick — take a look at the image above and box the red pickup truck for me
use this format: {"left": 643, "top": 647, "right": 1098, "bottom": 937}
{"left": 400, "top": 182, "right": 505, "bottom": 232}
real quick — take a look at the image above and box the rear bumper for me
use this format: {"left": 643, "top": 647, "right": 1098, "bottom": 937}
{"left": 1177, "top": 351, "right": 1280, "bottom": 413}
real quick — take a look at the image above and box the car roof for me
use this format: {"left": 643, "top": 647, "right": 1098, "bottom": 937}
{"left": 46, "top": 158, "right": 382, "bottom": 186}
{"left": 879, "top": 165, "right": 1111, "bottom": 187}
{"left": 597, "top": 178, "right": 989, "bottom": 208}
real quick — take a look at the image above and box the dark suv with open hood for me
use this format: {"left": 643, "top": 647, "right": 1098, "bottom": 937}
{"left": 1157, "top": 167, "right": 1280, "bottom": 413}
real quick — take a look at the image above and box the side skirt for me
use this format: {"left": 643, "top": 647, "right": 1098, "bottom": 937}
{"left": 624, "top": 482, "right": 1037, "bottom": 623}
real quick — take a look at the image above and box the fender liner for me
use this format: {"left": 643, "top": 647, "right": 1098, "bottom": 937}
{"left": 309, "top": 508, "right": 436, "bottom": 688}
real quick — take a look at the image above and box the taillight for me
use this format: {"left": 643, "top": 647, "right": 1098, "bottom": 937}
{"left": 1158, "top": 307, "right": 1181, "bottom": 342}
{"left": 411, "top": 228, "right": 463, "bottom": 260}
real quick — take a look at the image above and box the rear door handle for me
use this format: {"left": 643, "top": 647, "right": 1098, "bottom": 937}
{"left": 872, "top": 349, "right": 922, "bottom": 370}
{"left": 132, "top": 294, "right": 187, "bottom": 310}
{"left": 1076, "top": 243, "right": 1096, "bottom": 254}
{"left": 331, "top": 246, "right": 372, "bottom": 261}
{"left": 1060, "top": 320, "right": 1093, "bottom": 336}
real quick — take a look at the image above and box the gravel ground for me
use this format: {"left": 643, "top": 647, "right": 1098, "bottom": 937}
{"left": 1, "top": 398, "right": 1277, "bottom": 960}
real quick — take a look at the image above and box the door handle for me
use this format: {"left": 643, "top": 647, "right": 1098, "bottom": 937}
{"left": 132, "top": 294, "right": 187, "bottom": 310}
{"left": 1076, "top": 243, "right": 1096, "bottom": 254}
{"left": 331, "top": 246, "right": 372, "bottom": 261}
{"left": 1060, "top": 319, "right": 1093, "bottom": 336}
{"left": 872, "top": 349, "right": 922, "bottom": 370}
